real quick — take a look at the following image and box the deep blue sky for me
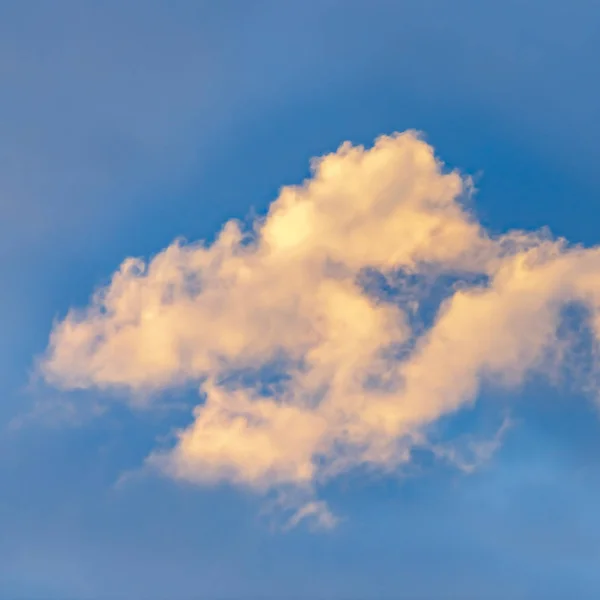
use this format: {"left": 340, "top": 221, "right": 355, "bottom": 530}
{"left": 2, "top": 2, "right": 600, "bottom": 598}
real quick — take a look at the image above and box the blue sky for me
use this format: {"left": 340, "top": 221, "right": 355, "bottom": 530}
{"left": 2, "top": 2, "right": 600, "bottom": 598}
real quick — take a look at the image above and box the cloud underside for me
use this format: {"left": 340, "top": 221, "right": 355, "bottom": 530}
{"left": 41, "top": 131, "right": 600, "bottom": 525}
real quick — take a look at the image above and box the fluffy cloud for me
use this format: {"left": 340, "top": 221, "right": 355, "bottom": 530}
{"left": 40, "top": 131, "right": 600, "bottom": 525}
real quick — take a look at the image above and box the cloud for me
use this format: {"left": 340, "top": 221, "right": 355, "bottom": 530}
{"left": 430, "top": 415, "right": 515, "bottom": 475}
{"left": 39, "top": 131, "right": 600, "bottom": 526}
{"left": 283, "top": 501, "right": 339, "bottom": 532}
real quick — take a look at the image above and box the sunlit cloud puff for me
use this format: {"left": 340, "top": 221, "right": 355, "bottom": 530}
{"left": 40, "top": 131, "right": 600, "bottom": 527}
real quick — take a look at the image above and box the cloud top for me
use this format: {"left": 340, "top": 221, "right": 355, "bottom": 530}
{"left": 40, "top": 131, "right": 600, "bottom": 523}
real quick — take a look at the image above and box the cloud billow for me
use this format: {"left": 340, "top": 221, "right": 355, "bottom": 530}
{"left": 40, "top": 131, "right": 600, "bottom": 527}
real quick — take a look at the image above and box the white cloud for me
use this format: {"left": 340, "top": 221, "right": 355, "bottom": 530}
{"left": 283, "top": 501, "right": 339, "bottom": 532}
{"left": 39, "top": 131, "right": 600, "bottom": 526}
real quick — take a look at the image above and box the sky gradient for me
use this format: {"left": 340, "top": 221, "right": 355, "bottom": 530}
{"left": 2, "top": 2, "right": 600, "bottom": 599}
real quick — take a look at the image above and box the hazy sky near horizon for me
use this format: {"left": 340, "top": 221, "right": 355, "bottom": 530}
{"left": 2, "top": 2, "right": 600, "bottom": 599}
